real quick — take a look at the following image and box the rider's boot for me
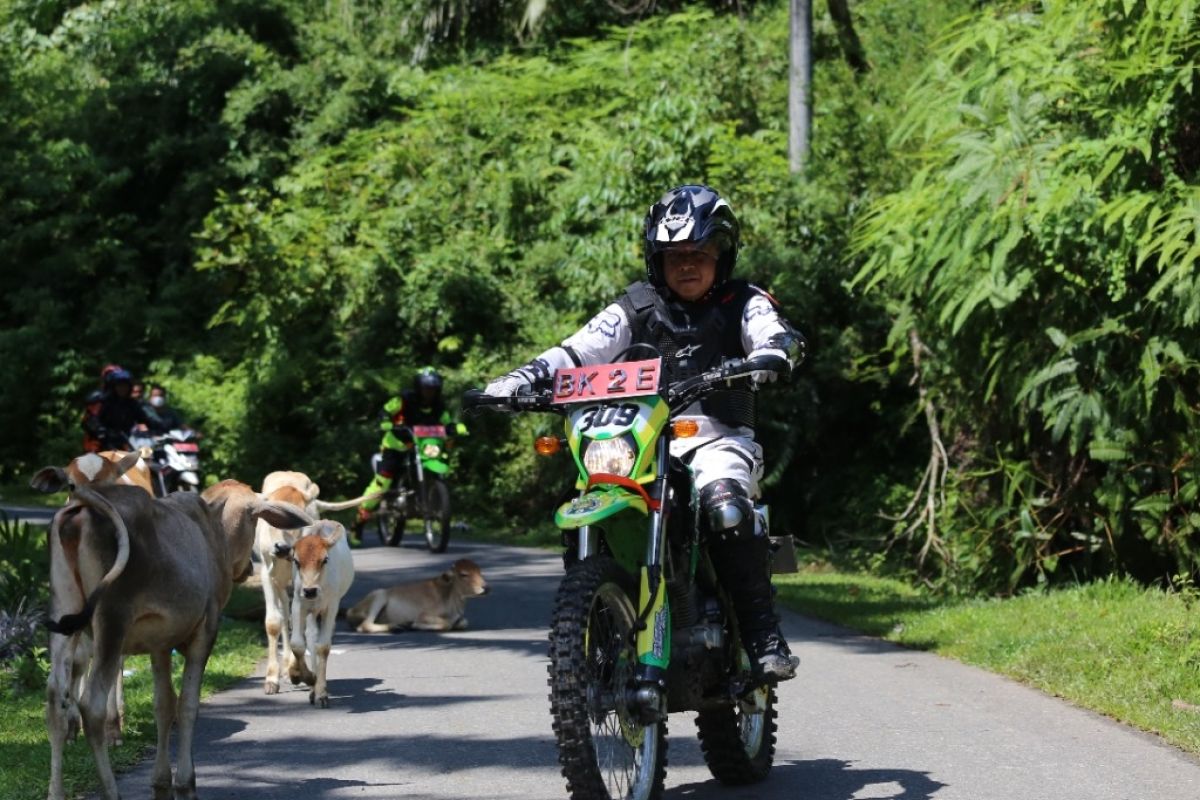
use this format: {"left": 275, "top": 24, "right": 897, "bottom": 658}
{"left": 353, "top": 506, "right": 370, "bottom": 542}
{"left": 710, "top": 535, "right": 799, "bottom": 684}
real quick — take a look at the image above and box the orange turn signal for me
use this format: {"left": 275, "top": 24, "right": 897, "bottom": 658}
{"left": 534, "top": 436, "right": 562, "bottom": 456}
{"left": 672, "top": 420, "right": 700, "bottom": 438}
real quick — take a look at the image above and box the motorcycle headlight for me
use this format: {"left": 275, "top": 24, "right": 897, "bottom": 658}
{"left": 582, "top": 437, "right": 636, "bottom": 477}
{"left": 422, "top": 443, "right": 441, "bottom": 458}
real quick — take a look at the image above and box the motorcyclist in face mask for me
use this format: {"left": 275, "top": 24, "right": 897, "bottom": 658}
{"left": 481, "top": 184, "right": 807, "bottom": 683}
{"left": 143, "top": 384, "right": 187, "bottom": 431}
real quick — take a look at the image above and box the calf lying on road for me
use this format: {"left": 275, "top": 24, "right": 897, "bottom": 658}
{"left": 345, "top": 558, "right": 489, "bottom": 633}
{"left": 286, "top": 520, "right": 355, "bottom": 707}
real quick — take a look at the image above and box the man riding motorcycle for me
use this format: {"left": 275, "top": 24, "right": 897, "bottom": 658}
{"left": 353, "top": 367, "right": 467, "bottom": 540}
{"left": 81, "top": 366, "right": 165, "bottom": 452}
{"left": 482, "top": 184, "right": 806, "bottom": 683}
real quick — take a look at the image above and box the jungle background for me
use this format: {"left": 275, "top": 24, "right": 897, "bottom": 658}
{"left": 1, "top": 0, "right": 1197, "bottom": 598}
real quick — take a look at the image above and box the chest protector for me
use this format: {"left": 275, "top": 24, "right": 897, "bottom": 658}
{"left": 617, "top": 280, "right": 757, "bottom": 429}
{"left": 400, "top": 390, "right": 446, "bottom": 427}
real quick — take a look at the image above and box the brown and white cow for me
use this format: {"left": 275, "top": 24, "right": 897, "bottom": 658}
{"left": 32, "top": 450, "right": 154, "bottom": 497}
{"left": 33, "top": 468, "right": 310, "bottom": 800}
{"left": 31, "top": 451, "right": 151, "bottom": 747}
{"left": 285, "top": 520, "right": 355, "bottom": 707}
{"left": 253, "top": 470, "right": 374, "bottom": 695}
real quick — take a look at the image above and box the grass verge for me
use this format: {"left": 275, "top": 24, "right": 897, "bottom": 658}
{"left": 0, "top": 482, "right": 64, "bottom": 509}
{"left": 774, "top": 566, "right": 1200, "bottom": 755}
{"left": 0, "top": 591, "right": 264, "bottom": 800}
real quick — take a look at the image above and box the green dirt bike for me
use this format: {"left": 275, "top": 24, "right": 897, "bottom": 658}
{"left": 464, "top": 349, "right": 790, "bottom": 800}
{"left": 370, "top": 424, "right": 453, "bottom": 553}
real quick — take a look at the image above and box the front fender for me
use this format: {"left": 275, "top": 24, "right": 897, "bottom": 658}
{"left": 555, "top": 488, "right": 648, "bottom": 529}
{"left": 421, "top": 457, "right": 450, "bottom": 475}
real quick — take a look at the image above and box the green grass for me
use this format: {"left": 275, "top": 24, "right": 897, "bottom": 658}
{"left": 774, "top": 567, "right": 1200, "bottom": 754}
{"left": 0, "top": 611, "right": 265, "bottom": 800}
{"left": 0, "top": 482, "right": 64, "bottom": 509}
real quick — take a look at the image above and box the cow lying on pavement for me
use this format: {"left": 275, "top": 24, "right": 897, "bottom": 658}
{"left": 253, "top": 470, "right": 375, "bottom": 695}
{"left": 283, "top": 520, "right": 355, "bottom": 707}
{"left": 345, "top": 558, "right": 489, "bottom": 633}
{"left": 33, "top": 467, "right": 310, "bottom": 800}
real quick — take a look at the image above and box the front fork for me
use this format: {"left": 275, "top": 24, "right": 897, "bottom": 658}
{"left": 572, "top": 436, "right": 673, "bottom": 723}
{"left": 634, "top": 436, "right": 672, "bottom": 722}
{"left": 413, "top": 452, "right": 432, "bottom": 537}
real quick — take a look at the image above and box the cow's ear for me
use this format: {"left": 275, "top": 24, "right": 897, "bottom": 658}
{"left": 114, "top": 451, "right": 141, "bottom": 478}
{"left": 318, "top": 521, "right": 344, "bottom": 547}
{"left": 440, "top": 571, "right": 454, "bottom": 584}
{"left": 253, "top": 502, "right": 313, "bottom": 531}
{"left": 204, "top": 494, "right": 230, "bottom": 525}
{"left": 30, "top": 467, "right": 69, "bottom": 494}
{"left": 307, "top": 481, "right": 321, "bottom": 502}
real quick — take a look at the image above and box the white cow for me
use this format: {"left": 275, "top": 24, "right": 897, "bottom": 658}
{"left": 286, "top": 520, "right": 355, "bottom": 707}
{"left": 253, "top": 470, "right": 372, "bottom": 694}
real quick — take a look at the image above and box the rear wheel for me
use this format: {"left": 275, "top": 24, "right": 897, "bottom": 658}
{"left": 422, "top": 479, "right": 451, "bottom": 553}
{"left": 694, "top": 680, "right": 777, "bottom": 785}
{"left": 549, "top": 556, "right": 667, "bottom": 800}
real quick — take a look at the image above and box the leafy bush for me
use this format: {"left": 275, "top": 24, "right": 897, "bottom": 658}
{"left": 852, "top": 0, "right": 1200, "bottom": 592}
{"left": 0, "top": 513, "right": 48, "bottom": 695}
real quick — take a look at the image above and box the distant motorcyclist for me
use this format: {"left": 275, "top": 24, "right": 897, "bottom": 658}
{"left": 353, "top": 367, "right": 467, "bottom": 540}
{"left": 80, "top": 389, "right": 106, "bottom": 453}
{"left": 143, "top": 384, "right": 188, "bottom": 431}
{"left": 82, "top": 367, "right": 163, "bottom": 451}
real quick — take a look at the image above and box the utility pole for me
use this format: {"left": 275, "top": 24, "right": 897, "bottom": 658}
{"left": 789, "top": 0, "right": 812, "bottom": 174}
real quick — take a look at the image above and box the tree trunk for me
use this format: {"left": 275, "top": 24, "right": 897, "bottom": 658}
{"left": 827, "top": 0, "right": 869, "bottom": 73}
{"left": 789, "top": 0, "right": 812, "bottom": 174}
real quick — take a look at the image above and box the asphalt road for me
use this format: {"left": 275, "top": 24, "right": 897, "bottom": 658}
{"left": 92, "top": 537, "right": 1200, "bottom": 800}
{"left": 1, "top": 504, "right": 55, "bottom": 524}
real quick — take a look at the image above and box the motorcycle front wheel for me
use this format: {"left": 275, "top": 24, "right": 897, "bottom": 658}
{"left": 695, "top": 681, "right": 777, "bottom": 784}
{"left": 549, "top": 556, "right": 667, "bottom": 800}
{"left": 422, "top": 478, "right": 451, "bottom": 553}
{"left": 377, "top": 495, "right": 406, "bottom": 547}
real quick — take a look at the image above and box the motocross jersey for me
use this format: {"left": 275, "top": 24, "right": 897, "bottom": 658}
{"left": 378, "top": 390, "right": 465, "bottom": 451}
{"left": 488, "top": 279, "right": 804, "bottom": 441}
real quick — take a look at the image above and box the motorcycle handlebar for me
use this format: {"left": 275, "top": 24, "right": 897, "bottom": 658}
{"left": 461, "top": 388, "right": 560, "bottom": 414}
{"left": 464, "top": 355, "right": 790, "bottom": 416}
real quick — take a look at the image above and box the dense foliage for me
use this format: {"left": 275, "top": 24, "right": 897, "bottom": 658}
{"left": 854, "top": 0, "right": 1200, "bottom": 590}
{"left": 2, "top": 0, "right": 1194, "bottom": 595}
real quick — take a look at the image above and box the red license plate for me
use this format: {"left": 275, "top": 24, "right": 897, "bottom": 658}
{"left": 552, "top": 359, "right": 661, "bottom": 404}
{"left": 412, "top": 425, "right": 446, "bottom": 438}
{"left": 172, "top": 442, "right": 199, "bottom": 453}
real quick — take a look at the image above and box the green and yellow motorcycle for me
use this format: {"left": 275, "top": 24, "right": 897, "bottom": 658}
{"left": 371, "top": 423, "right": 453, "bottom": 553}
{"left": 465, "top": 350, "right": 789, "bottom": 800}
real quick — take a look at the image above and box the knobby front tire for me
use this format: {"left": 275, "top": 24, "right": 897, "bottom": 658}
{"left": 423, "top": 478, "right": 451, "bottom": 553}
{"left": 694, "top": 683, "right": 778, "bottom": 785}
{"left": 548, "top": 556, "right": 667, "bottom": 800}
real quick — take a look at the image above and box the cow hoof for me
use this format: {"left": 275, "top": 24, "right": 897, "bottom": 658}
{"left": 265, "top": 680, "right": 280, "bottom": 695}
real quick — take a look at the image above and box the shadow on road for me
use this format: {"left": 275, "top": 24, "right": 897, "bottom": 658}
{"left": 185, "top": 727, "right": 560, "bottom": 799}
{"left": 666, "top": 758, "right": 947, "bottom": 800}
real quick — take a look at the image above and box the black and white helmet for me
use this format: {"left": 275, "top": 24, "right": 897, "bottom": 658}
{"left": 643, "top": 184, "right": 740, "bottom": 288}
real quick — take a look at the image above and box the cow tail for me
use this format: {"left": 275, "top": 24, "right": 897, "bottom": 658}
{"left": 313, "top": 490, "right": 384, "bottom": 513}
{"left": 46, "top": 486, "right": 130, "bottom": 636}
